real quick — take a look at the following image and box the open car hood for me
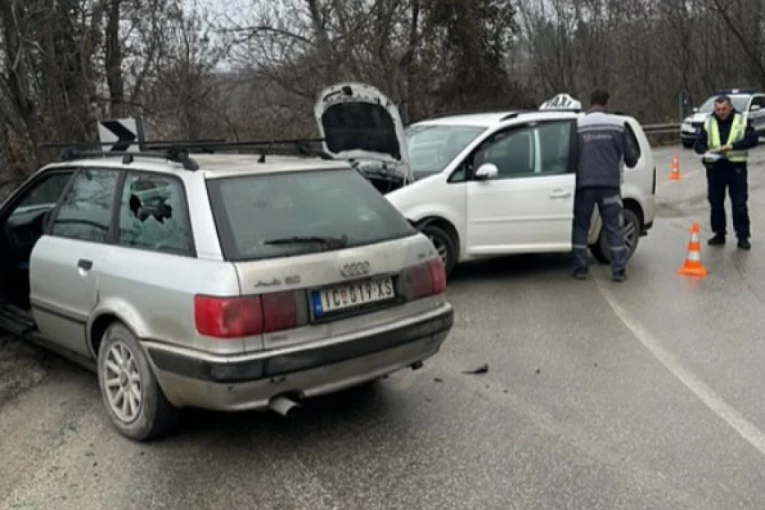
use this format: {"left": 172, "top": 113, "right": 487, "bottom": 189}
{"left": 315, "top": 82, "right": 412, "bottom": 183}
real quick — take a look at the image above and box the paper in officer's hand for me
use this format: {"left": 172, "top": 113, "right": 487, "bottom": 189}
{"left": 702, "top": 151, "right": 723, "bottom": 162}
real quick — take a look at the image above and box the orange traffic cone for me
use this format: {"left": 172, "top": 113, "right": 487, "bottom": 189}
{"left": 678, "top": 222, "right": 708, "bottom": 278}
{"left": 669, "top": 153, "right": 681, "bottom": 181}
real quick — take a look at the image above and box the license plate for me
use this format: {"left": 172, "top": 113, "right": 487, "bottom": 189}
{"left": 311, "top": 278, "right": 395, "bottom": 317}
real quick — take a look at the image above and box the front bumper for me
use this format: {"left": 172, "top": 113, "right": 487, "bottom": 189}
{"left": 681, "top": 124, "right": 702, "bottom": 142}
{"left": 143, "top": 303, "right": 454, "bottom": 411}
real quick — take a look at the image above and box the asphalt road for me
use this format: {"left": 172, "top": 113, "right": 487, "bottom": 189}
{"left": 2, "top": 145, "right": 765, "bottom": 509}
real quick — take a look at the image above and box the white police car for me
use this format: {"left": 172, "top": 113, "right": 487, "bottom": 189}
{"left": 680, "top": 89, "right": 765, "bottom": 148}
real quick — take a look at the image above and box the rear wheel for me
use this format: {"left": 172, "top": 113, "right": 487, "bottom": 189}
{"left": 420, "top": 223, "right": 457, "bottom": 277}
{"left": 590, "top": 208, "right": 641, "bottom": 265}
{"left": 97, "top": 323, "right": 178, "bottom": 441}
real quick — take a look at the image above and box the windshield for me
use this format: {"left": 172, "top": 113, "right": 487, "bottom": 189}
{"left": 699, "top": 95, "right": 750, "bottom": 113}
{"left": 405, "top": 124, "right": 486, "bottom": 179}
{"left": 206, "top": 169, "right": 416, "bottom": 261}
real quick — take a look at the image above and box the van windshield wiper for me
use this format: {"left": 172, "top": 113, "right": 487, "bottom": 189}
{"left": 263, "top": 235, "right": 348, "bottom": 248}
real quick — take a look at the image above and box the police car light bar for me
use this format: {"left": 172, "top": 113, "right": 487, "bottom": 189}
{"left": 715, "top": 89, "right": 754, "bottom": 95}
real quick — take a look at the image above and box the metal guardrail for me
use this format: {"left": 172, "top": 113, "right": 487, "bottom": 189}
{"left": 642, "top": 123, "right": 681, "bottom": 135}
{"left": 642, "top": 123, "right": 683, "bottom": 146}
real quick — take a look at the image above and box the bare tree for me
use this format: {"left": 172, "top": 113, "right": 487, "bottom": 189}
{"left": 1, "top": 0, "right": 765, "bottom": 184}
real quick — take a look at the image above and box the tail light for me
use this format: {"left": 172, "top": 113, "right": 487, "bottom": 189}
{"left": 430, "top": 259, "right": 447, "bottom": 294}
{"left": 401, "top": 259, "right": 447, "bottom": 301}
{"left": 194, "top": 291, "right": 307, "bottom": 339}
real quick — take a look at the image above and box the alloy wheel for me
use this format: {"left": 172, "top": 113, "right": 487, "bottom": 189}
{"left": 624, "top": 215, "right": 638, "bottom": 255}
{"left": 427, "top": 233, "right": 449, "bottom": 265}
{"left": 103, "top": 340, "right": 143, "bottom": 424}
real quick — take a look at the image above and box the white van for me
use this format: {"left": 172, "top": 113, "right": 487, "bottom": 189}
{"left": 315, "top": 83, "right": 657, "bottom": 276}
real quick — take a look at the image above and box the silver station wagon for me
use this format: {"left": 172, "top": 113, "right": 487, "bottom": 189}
{"left": 0, "top": 143, "right": 454, "bottom": 441}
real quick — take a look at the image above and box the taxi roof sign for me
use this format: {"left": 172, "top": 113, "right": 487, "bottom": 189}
{"left": 539, "top": 93, "right": 581, "bottom": 111}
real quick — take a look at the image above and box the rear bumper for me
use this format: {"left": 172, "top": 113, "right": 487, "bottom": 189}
{"left": 143, "top": 303, "right": 454, "bottom": 411}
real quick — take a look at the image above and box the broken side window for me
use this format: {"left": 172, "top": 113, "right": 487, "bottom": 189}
{"left": 117, "top": 172, "right": 193, "bottom": 256}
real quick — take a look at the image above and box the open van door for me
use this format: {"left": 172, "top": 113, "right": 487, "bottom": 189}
{"left": 314, "top": 82, "right": 413, "bottom": 192}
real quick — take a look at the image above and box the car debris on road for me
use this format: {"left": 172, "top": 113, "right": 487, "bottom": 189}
{"left": 462, "top": 363, "right": 489, "bottom": 375}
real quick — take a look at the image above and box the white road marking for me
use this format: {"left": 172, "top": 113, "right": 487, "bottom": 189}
{"left": 596, "top": 280, "right": 765, "bottom": 458}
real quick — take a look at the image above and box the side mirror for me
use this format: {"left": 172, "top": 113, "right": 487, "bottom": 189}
{"left": 474, "top": 163, "right": 499, "bottom": 181}
{"left": 751, "top": 105, "right": 761, "bottom": 112}
{"left": 692, "top": 107, "right": 699, "bottom": 113}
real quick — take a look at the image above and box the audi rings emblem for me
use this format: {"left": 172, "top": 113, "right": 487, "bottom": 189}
{"left": 340, "top": 261, "right": 371, "bottom": 278}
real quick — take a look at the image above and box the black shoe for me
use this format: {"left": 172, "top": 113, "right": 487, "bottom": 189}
{"left": 708, "top": 234, "right": 725, "bottom": 246}
{"left": 738, "top": 238, "right": 751, "bottom": 250}
{"left": 572, "top": 268, "right": 588, "bottom": 280}
{"left": 612, "top": 270, "right": 627, "bottom": 282}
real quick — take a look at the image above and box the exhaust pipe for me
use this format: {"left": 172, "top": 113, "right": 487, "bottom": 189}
{"left": 269, "top": 395, "right": 301, "bottom": 417}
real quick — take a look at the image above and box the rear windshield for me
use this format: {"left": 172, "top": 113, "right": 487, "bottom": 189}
{"left": 206, "top": 168, "right": 416, "bottom": 261}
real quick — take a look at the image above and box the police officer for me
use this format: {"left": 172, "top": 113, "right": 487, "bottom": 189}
{"left": 572, "top": 89, "right": 639, "bottom": 282}
{"left": 694, "top": 95, "right": 758, "bottom": 250}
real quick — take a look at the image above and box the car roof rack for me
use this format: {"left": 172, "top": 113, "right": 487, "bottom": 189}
{"left": 40, "top": 137, "right": 332, "bottom": 171}
{"left": 55, "top": 147, "right": 202, "bottom": 171}
{"left": 167, "top": 138, "right": 331, "bottom": 163}
{"left": 38, "top": 138, "right": 227, "bottom": 151}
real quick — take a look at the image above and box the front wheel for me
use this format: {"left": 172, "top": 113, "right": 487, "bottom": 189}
{"left": 97, "top": 323, "right": 179, "bottom": 441}
{"left": 420, "top": 223, "right": 457, "bottom": 278}
{"left": 590, "top": 208, "right": 641, "bottom": 265}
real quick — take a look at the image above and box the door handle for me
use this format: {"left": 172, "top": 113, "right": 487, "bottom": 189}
{"left": 549, "top": 189, "right": 572, "bottom": 199}
{"left": 77, "top": 259, "right": 93, "bottom": 271}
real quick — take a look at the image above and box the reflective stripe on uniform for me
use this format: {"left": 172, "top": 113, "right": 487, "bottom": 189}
{"left": 705, "top": 113, "right": 748, "bottom": 163}
{"left": 603, "top": 194, "right": 622, "bottom": 206}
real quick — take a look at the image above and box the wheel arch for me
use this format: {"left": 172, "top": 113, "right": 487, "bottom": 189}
{"left": 88, "top": 311, "right": 145, "bottom": 359}
{"left": 412, "top": 216, "right": 461, "bottom": 257}
{"left": 622, "top": 197, "right": 644, "bottom": 230}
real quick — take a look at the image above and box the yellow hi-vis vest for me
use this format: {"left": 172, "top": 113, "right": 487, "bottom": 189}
{"left": 704, "top": 113, "right": 748, "bottom": 163}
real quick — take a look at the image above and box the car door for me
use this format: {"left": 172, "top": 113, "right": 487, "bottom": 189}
{"left": 30, "top": 166, "right": 120, "bottom": 357}
{"left": 465, "top": 119, "right": 577, "bottom": 255}
{"left": 0, "top": 168, "right": 77, "bottom": 319}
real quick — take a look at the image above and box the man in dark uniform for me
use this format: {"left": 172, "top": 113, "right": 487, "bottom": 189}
{"left": 694, "top": 95, "right": 758, "bottom": 250}
{"left": 571, "top": 89, "right": 640, "bottom": 282}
